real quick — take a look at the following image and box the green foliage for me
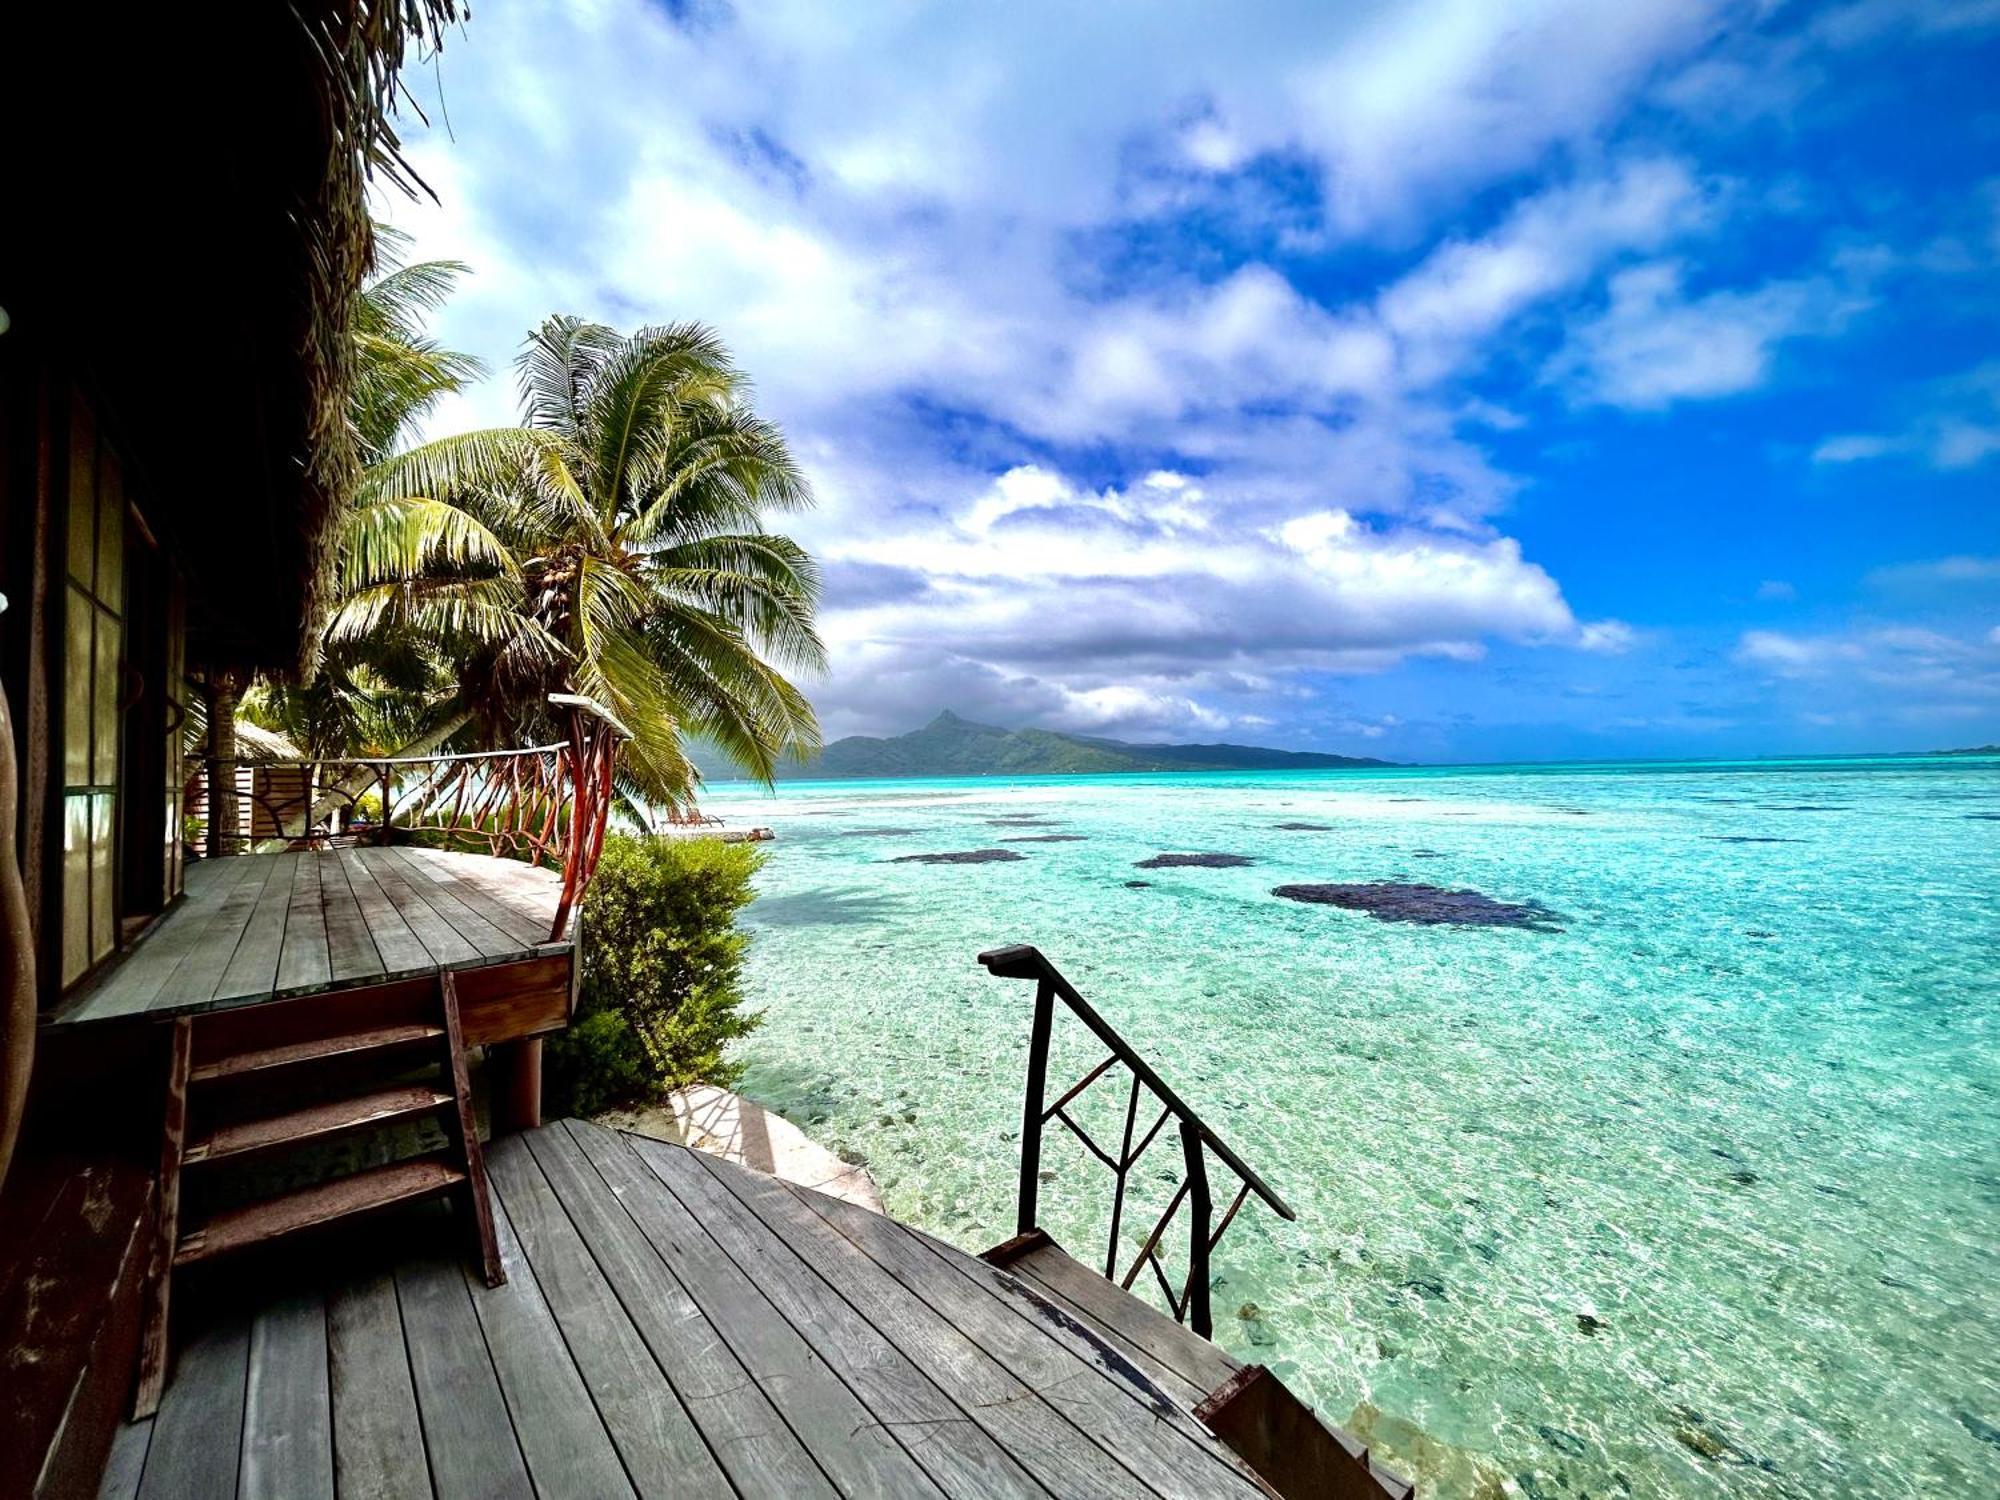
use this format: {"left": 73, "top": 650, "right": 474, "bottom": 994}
{"left": 543, "top": 834, "right": 766, "bottom": 1116}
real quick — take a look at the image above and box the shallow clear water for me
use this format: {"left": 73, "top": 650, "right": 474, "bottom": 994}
{"left": 702, "top": 756, "right": 2000, "bottom": 1499}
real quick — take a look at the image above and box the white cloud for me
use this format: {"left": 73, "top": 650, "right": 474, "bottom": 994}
{"left": 1578, "top": 620, "right": 1639, "bottom": 654}
{"left": 1054, "top": 686, "right": 1231, "bottom": 736}
{"left": 1810, "top": 362, "right": 2000, "bottom": 471}
{"left": 800, "top": 464, "right": 1597, "bottom": 732}
{"left": 1736, "top": 629, "right": 1865, "bottom": 674}
{"left": 1378, "top": 158, "right": 1710, "bottom": 380}
{"left": 1555, "top": 261, "right": 1870, "bottom": 409}
{"left": 1866, "top": 555, "right": 2000, "bottom": 589}
{"left": 1756, "top": 580, "right": 1798, "bottom": 601}
{"left": 1287, "top": 0, "right": 1723, "bottom": 232}
{"left": 1813, "top": 433, "right": 1897, "bottom": 464}
{"left": 1735, "top": 627, "right": 2000, "bottom": 716}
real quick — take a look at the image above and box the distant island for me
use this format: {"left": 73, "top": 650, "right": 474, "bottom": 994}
{"left": 697, "top": 710, "right": 1395, "bottom": 781}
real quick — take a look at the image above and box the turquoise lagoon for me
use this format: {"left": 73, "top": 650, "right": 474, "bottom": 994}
{"left": 700, "top": 756, "right": 2000, "bottom": 1499}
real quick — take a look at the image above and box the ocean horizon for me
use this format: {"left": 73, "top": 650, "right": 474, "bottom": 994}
{"left": 703, "top": 752, "right": 2000, "bottom": 1499}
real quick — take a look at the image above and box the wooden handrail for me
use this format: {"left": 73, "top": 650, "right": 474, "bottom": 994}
{"left": 191, "top": 695, "right": 629, "bottom": 941}
{"left": 979, "top": 943, "right": 1294, "bottom": 1340}
{"left": 285, "top": 742, "right": 569, "bottom": 768}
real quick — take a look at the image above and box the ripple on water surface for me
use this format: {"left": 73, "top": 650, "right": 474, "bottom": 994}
{"left": 704, "top": 756, "right": 2000, "bottom": 1500}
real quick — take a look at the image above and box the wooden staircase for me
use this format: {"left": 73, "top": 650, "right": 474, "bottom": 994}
{"left": 133, "top": 970, "right": 503, "bottom": 1417}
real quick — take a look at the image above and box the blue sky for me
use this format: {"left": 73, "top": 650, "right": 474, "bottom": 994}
{"left": 393, "top": 0, "right": 2000, "bottom": 762}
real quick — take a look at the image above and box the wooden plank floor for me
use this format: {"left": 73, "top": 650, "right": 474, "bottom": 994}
{"left": 57, "top": 848, "right": 568, "bottom": 1027}
{"left": 102, "top": 1120, "right": 1278, "bottom": 1500}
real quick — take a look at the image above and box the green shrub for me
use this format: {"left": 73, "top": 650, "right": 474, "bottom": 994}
{"left": 543, "top": 834, "right": 766, "bottom": 1116}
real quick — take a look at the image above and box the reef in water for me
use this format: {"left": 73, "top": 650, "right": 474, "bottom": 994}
{"left": 1136, "top": 852, "right": 1256, "bottom": 869}
{"left": 889, "top": 849, "right": 1026, "bottom": 865}
{"left": 1272, "top": 881, "right": 1564, "bottom": 931}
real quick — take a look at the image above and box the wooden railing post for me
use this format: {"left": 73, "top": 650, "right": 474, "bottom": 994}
{"left": 1017, "top": 977, "right": 1054, "bottom": 1236}
{"left": 377, "top": 765, "right": 393, "bottom": 846}
{"left": 544, "top": 693, "right": 628, "bottom": 943}
{"left": 1181, "top": 1117, "right": 1213, "bottom": 1338}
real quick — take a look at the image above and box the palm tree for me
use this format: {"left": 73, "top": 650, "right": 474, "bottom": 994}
{"left": 342, "top": 315, "right": 824, "bottom": 807}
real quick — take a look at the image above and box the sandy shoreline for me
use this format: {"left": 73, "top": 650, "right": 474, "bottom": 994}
{"left": 597, "top": 1084, "right": 884, "bottom": 1213}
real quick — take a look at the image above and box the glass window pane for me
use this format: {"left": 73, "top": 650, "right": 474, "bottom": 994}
{"left": 61, "top": 795, "right": 90, "bottom": 985}
{"left": 67, "top": 394, "right": 95, "bottom": 586}
{"left": 96, "top": 447, "right": 124, "bottom": 609}
{"left": 64, "top": 588, "right": 93, "bottom": 785}
{"left": 93, "top": 611, "right": 122, "bottom": 786}
{"left": 90, "top": 793, "right": 116, "bottom": 962}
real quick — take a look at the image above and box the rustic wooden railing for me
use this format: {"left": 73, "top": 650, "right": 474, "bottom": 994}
{"left": 195, "top": 694, "right": 627, "bottom": 941}
{"left": 979, "top": 944, "right": 1295, "bottom": 1339}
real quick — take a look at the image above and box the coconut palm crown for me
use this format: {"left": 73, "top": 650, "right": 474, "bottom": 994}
{"left": 338, "top": 315, "right": 825, "bottom": 805}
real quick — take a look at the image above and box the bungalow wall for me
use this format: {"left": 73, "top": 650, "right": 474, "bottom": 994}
{"left": 3, "top": 343, "right": 190, "bottom": 1011}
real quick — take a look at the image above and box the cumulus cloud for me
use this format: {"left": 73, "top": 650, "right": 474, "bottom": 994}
{"left": 801, "top": 464, "right": 1603, "bottom": 732}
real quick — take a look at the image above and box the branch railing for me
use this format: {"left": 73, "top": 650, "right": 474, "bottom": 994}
{"left": 192, "top": 694, "right": 628, "bottom": 940}
{"left": 979, "top": 944, "right": 1295, "bottom": 1339}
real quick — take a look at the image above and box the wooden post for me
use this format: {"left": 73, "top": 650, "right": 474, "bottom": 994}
{"left": 438, "top": 973, "right": 504, "bottom": 1287}
{"left": 1016, "top": 978, "right": 1053, "bottom": 1236}
{"left": 490, "top": 1038, "right": 543, "bottom": 1135}
{"left": 1181, "top": 1117, "right": 1213, "bottom": 1338}
{"left": 377, "top": 766, "right": 393, "bottom": 846}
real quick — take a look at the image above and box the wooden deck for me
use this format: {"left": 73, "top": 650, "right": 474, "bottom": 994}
{"left": 55, "top": 848, "right": 568, "bottom": 1029}
{"left": 98, "top": 1119, "right": 1286, "bottom": 1500}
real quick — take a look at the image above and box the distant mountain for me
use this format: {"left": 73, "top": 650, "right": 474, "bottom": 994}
{"left": 698, "top": 711, "right": 1394, "bottom": 781}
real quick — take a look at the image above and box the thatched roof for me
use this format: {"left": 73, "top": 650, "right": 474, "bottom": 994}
{"left": 233, "top": 720, "right": 307, "bottom": 764}
{"left": 0, "top": 2, "right": 464, "bottom": 676}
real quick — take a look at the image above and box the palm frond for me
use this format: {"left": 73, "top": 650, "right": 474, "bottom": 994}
{"left": 516, "top": 315, "right": 619, "bottom": 442}
{"left": 647, "top": 532, "right": 826, "bottom": 673}
{"left": 341, "top": 495, "right": 518, "bottom": 588}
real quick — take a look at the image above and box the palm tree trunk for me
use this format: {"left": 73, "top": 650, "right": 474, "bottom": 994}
{"left": 204, "top": 670, "right": 241, "bottom": 858}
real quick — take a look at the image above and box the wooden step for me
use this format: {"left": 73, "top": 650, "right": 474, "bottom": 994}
{"left": 173, "top": 1153, "right": 466, "bottom": 1266}
{"left": 189, "top": 1023, "right": 445, "bottom": 1083}
{"left": 183, "top": 1086, "right": 452, "bottom": 1167}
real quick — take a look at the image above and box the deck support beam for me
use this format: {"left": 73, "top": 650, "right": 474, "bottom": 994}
{"left": 491, "top": 1038, "right": 543, "bottom": 1135}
